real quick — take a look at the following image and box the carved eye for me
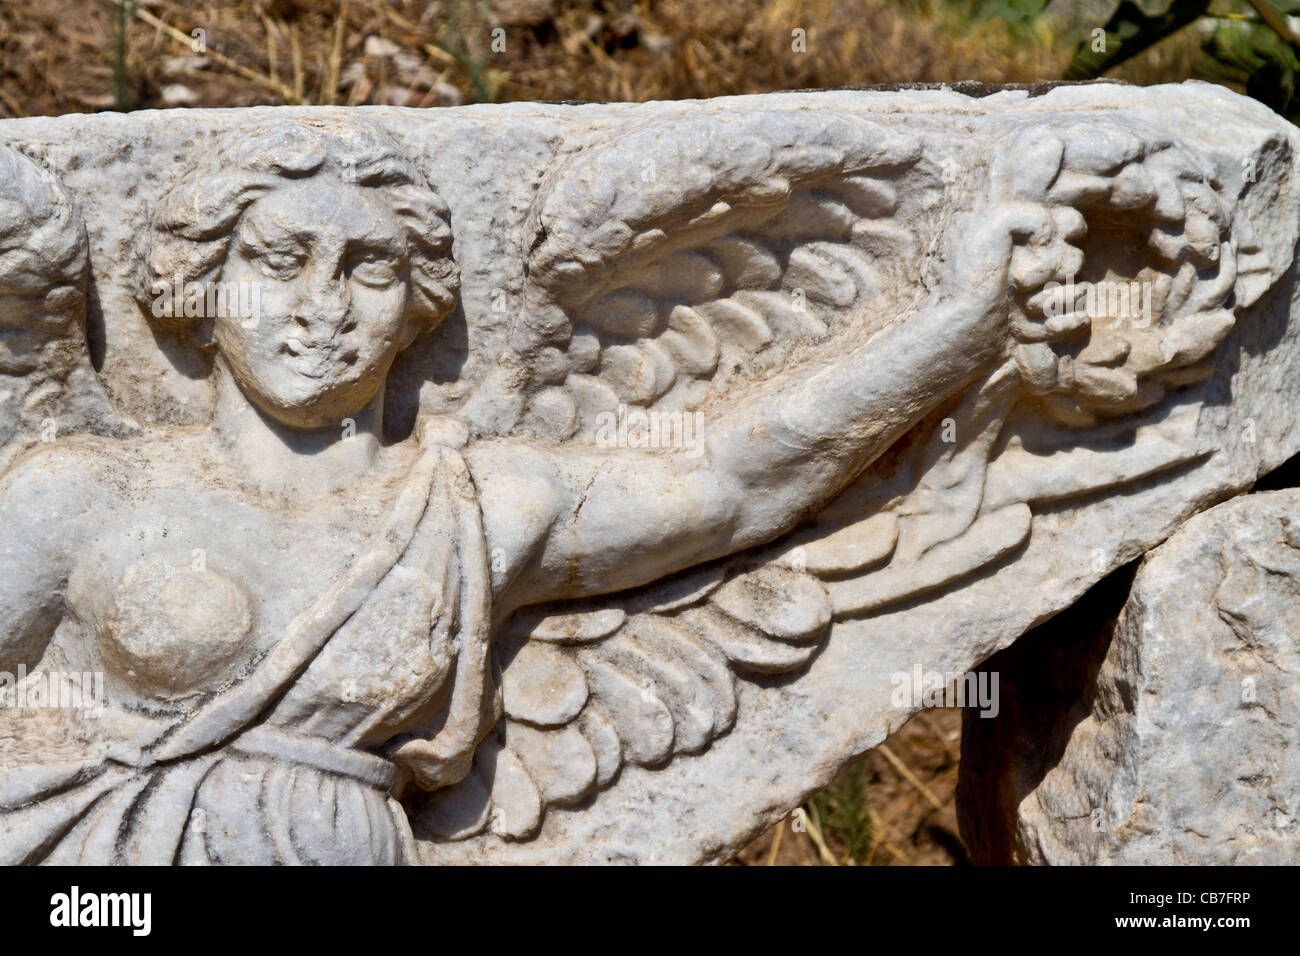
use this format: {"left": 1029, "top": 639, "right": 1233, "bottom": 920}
{"left": 347, "top": 247, "right": 401, "bottom": 287}
{"left": 254, "top": 248, "right": 305, "bottom": 280}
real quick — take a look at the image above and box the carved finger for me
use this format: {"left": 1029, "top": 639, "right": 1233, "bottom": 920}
{"left": 991, "top": 201, "right": 1054, "bottom": 246}
{"left": 1025, "top": 278, "right": 1087, "bottom": 317}
{"left": 1010, "top": 246, "right": 1062, "bottom": 292}
{"left": 1044, "top": 309, "right": 1092, "bottom": 337}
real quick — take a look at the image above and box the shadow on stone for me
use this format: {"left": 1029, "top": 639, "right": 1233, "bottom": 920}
{"left": 956, "top": 560, "right": 1138, "bottom": 865}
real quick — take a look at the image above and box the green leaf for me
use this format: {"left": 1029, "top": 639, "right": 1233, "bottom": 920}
{"left": 1197, "top": 20, "right": 1300, "bottom": 118}
{"left": 989, "top": 0, "right": 1053, "bottom": 24}
{"left": 1064, "top": 0, "right": 1212, "bottom": 80}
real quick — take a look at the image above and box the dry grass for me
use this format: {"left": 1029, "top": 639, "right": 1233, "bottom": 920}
{"left": 0, "top": 0, "right": 1217, "bottom": 118}
{"left": 731, "top": 707, "right": 967, "bottom": 866}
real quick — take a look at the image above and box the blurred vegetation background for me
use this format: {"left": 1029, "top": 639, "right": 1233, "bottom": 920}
{"left": 2, "top": 0, "right": 1295, "bottom": 865}
{"left": 5, "top": 0, "right": 1299, "bottom": 117}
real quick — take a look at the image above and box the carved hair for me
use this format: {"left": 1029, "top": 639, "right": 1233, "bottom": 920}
{"left": 0, "top": 144, "right": 89, "bottom": 331}
{"left": 136, "top": 119, "right": 459, "bottom": 346}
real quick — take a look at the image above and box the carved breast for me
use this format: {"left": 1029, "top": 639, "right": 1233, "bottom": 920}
{"left": 97, "top": 553, "right": 255, "bottom": 698}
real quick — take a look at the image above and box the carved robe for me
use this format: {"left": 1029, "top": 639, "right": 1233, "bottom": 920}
{"left": 0, "top": 435, "right": 493, "bottom": 865}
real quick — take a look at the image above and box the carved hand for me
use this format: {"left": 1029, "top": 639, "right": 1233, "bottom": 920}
{"left": 932, "top": 152, "right": 1086, "bottom": 373}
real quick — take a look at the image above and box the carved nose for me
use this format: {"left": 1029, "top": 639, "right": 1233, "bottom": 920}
{"left": 293, "top": 270, "right": 350, "bottom": 333}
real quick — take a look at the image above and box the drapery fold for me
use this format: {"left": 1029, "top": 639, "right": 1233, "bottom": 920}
{"left": 0, "top": 430, "right": 493, "bottom": 865}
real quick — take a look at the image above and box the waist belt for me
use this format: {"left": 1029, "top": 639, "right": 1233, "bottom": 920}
{"left": 229, "top": 724, "right": 402, "bottom": 793}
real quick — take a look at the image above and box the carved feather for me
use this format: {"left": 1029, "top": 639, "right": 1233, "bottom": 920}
{"left": 514, "top": 111, "right": 928, "bottom": 442}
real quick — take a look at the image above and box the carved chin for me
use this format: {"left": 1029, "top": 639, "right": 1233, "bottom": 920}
{"left": 246, "top": 372, "right": 380, "bottom": 429}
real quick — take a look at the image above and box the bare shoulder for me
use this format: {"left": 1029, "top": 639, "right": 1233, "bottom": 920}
{"left": 465, "top": 439, "right": 564, "bottom": 520}
{"left": 0, "top": 431, "right": 166, "bottom": 524}
{"left": 463, "top": 438, "right": 566, "bottom": 596}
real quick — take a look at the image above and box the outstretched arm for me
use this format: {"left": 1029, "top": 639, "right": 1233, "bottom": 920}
{"left": 471, "top": 201, "right": 1061, "bottom": 611}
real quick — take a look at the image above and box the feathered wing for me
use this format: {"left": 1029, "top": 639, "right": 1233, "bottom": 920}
{"left": 413, "top": 114, "right": 1286, "bottom": 842}
{"left": 413, "top": 560, "right": 835, "bottom": 841}
{"left": 507, "top": 109, "right": 930, "bottom": 441}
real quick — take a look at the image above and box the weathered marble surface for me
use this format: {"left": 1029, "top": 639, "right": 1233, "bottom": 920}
{"left": 0, "top": 81, "right": 1298, "bottom": 864}
{"left": 963, "top": 491, "right": 1300, "bottom": 865}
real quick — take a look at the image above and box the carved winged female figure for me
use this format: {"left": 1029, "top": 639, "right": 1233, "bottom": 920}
{"left": 0, "top": 113, "right": 1246, "bottom": 863}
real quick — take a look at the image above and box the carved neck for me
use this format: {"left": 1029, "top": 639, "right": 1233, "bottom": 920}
{"left": 208, "top": 356, "right": 384, "bottom": 497}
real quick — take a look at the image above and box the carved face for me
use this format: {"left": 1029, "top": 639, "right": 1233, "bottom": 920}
{"left": 216, "top": 175, "right": 413, "bottom": 429}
